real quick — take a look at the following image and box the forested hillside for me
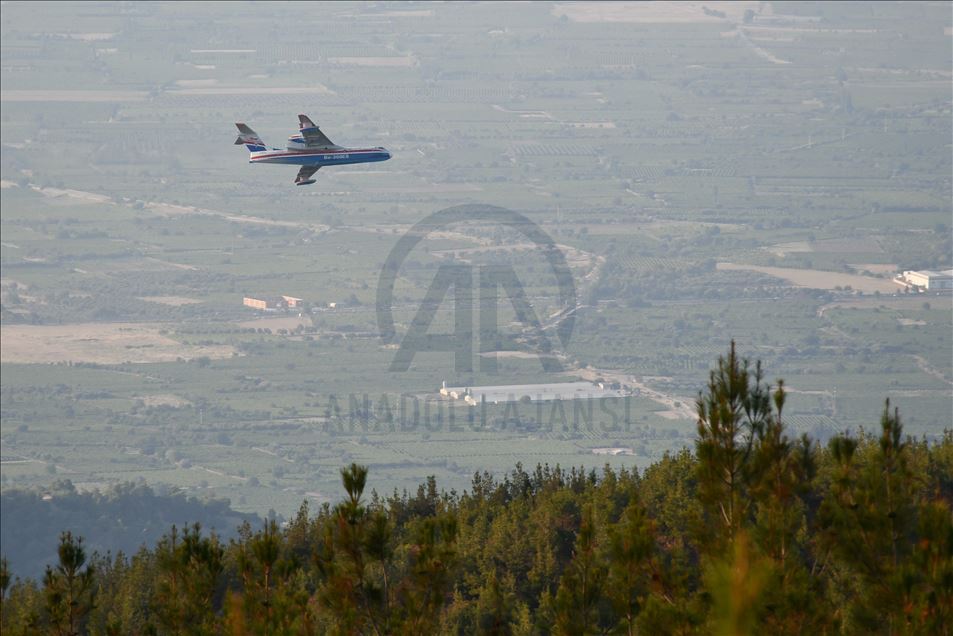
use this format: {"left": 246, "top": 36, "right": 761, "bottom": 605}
{"left": 0, "top": 482, "right": 258, "bottom": 581}
{"left": 1, "top": 346, "right": 950, "bottom": 635}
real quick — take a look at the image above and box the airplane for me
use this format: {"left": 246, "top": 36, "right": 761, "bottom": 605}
{"left": 234, "top": 114, "right": 391, "bottom": 185}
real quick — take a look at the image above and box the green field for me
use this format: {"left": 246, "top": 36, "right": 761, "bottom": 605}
{"left": 2, "top": 1, "right": 950, "bottom": 517}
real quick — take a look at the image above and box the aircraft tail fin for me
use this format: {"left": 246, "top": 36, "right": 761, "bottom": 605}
{"left": 234, "top": 123, "right": 267, "bottom": 152}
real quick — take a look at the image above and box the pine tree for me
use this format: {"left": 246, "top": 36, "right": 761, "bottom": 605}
{"left": 605, "top": 501, "right": 655, "bottom": 635}
{"left": 695, "top": 342, "right": 774, "bottom": 550}
{"left": 818, "top": 400, "right": 944, "bottom": 633}
{"left": 234, "top": 519, "right": 312, "bottom": 635}
{"left": 43, "top": 532, "right": 96, "bottom": 636}
{"left": 747, "top": 383, "right": 821, "bottom": 633}
{"left": 703, "top": 531, "right": 773, "bottom": 636}
{"left": 315, "top": 463, "right": 398, "bottom": 634}
{"left": 552, "top": 505, "right": 606, "bottom": 635}
{"left": 1, "top": 556, "right": 10, "bottom": 628}
{"left": 397, "top": 511, "right": 458, "bottom": 633}
{"left": 695, "top": 343, "right": 823, "bottom": 633}
{"left": 152, "top": 523, "right": 224, "bottom": 635}
{"left": 910, "top": 497, "right": 953, "bottom": 632}
{"left": 473, "top": 571, "right": 519, "bottom": 635}
{"left": 638, "top": 447, "right": 702, "bottom": 619}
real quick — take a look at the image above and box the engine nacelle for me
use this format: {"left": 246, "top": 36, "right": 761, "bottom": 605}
{"left": 287, "top": 135, "right": 307, "bottom": 151}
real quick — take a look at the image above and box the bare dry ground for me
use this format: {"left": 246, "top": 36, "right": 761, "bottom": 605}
{"left": 1, "top": 323, "right": 236, "bottom": 364}
{"left": 168, "top": 85, "right": 334, "bottom": 95}
{"left": 328, "top": 57, "right": 417, "bottom": 67}
{"left": 0, "top": 90, "right": 148, "bottom": 102}
{"left": 553, "top": 1, "right": 757, "bottom": 23}
{"left": 139, "top": 296, "right": 204, "bottom": 306}
{"left": 765, "top": 237, "right": 884, "bottom": 257}
{"left": 572, "top": 366, "right": 696, "bottom": 421}
{"left": 375, "top": 9, "right": 433, "bottom": 17}
{"left": 717, "top": 262, "right": 899, "bottom": 293}
{"left": 478, "top": 351, "right": 541, "bottom": 360}
{"left": 144, "top": 200, "right": 329, "bottom": 233}
{"left": 135, "top": 394, "right": 191, "bottom": 407}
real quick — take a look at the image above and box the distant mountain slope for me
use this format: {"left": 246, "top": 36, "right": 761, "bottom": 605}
{"left": 0, "top": 480, "right": 259, "bottom": 580}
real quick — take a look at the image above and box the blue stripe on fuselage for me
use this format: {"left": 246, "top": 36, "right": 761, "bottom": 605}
{"left": 250, "top": 150, "right": 391, "bottom": 166}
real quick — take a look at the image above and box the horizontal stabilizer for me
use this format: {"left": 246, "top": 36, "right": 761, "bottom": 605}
{"left": 234, "top": 122, "right": 266, "bottom": 152}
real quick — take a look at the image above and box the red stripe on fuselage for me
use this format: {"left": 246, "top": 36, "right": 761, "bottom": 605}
{"left": 251, "top": 148, "right": 380, "bottom": 160}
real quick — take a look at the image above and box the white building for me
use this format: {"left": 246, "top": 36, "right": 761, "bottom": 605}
{"left": 439, "top": 381, "right": 624, "bottom": 405}
{"left": 899, "top": 269, "right": 953, "bottom": 291}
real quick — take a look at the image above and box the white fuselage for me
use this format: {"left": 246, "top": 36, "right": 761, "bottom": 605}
{"left": 250, "top": 137, "right": 391, "bottom": 167}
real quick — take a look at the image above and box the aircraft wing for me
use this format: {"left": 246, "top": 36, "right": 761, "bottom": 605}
{"left": 298, "top": 114, "right": 335, "bottom": 147}
{"left": 295, "top": 165, "right": 321, "bottom": 185}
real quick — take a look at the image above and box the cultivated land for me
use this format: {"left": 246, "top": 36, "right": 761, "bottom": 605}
{"left": 1, "top": 1, "right": 950, "bottom": 517}
{"left": 715, "top": 262, "right": 900, "bottom": 293}
{"left": 0, "top": 322, "right": 236, "bottom": 364}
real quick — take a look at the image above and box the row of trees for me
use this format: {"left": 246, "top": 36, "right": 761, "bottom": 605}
{"left": 1, "top": 344, "right": 950, "bottom": 634}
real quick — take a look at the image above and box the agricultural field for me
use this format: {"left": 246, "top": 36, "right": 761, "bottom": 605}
{"left": 1, "top": 1, "right": 950, "bottom": 518}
